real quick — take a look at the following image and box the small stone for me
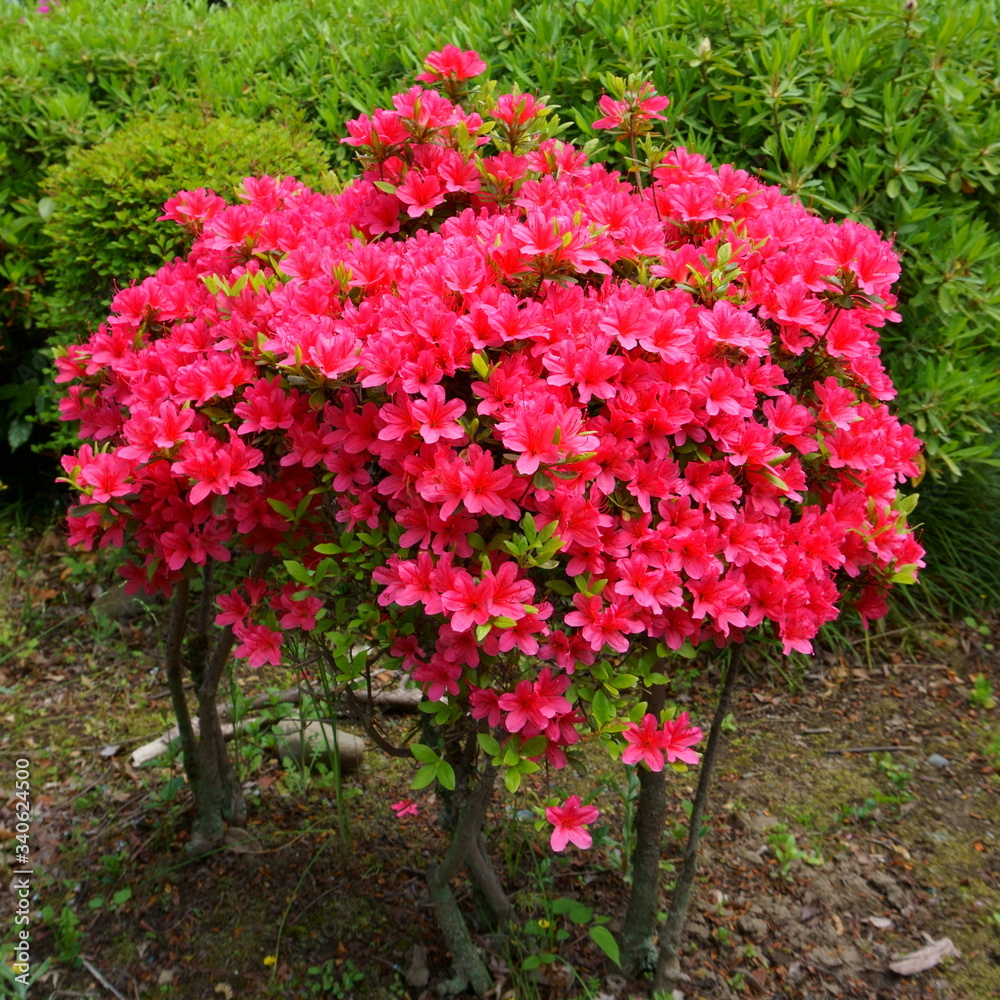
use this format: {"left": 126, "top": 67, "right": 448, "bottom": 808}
{"left": 90, "top": 581, "right": 153, "bottom": 623}
{"left": 927, "top": 753, "right": 950, "bottom": 768}
{"left": 402, "top": 944, "right": 429, "bottom": 988}
{"left": 810, "top": 946, "right": 843, "bottom": 968}
{"left": 738, "top": 915, "right": 769, "bottom": 940}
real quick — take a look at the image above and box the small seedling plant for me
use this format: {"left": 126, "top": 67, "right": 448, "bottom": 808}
{"left": 969, "top": 673, "right": 996, "bottom": 710}
{"left": 766, "top": 823, "right": 824, "bottom": 879}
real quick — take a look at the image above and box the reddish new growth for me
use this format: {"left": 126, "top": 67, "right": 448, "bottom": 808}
{"left": 57, "top": 51, "right": 923, "bottom": 840}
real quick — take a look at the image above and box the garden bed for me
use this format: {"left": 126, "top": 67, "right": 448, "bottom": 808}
{"left": 1, "top": 531, "right": 997, "bottom": 999}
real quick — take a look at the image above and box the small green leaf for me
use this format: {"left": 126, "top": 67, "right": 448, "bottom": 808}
{"left": 592, "top": 689, "right": 613, "bottom": 727}
{"left": 610, "top": 673, "right": 638, "bottom": 689}
{"left": 522, "top": 512, "right": 537, "bottom": 542}
{"left": 411, "top": 764, "right": 437, "bottom": 789}
{"left": 410, "top": 743, "right": 439, "bottom": 764}
{"left": 504, "top": 768, "right": 521, "bottom": 792}
{"left": 589, "top": 925, "right": 621, "bottom": 967}
{"left": 477, "top": 733, "right": 501, "bottom": 757}
{"left": 437, "top": 760, "right": 456, "bottom": 791}
{"left": 282, "top": 560, "right": 312, "bottom": 585}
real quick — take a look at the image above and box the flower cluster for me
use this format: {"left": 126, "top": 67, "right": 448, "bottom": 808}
{"left": 58, "top": 50, "right": 923, "bottom": 845}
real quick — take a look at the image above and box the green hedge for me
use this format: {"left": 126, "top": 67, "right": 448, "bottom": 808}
{"left": 41, "top": 110, "right": 333, "bottom": 337}
{"left": 1, "top": 0, "right": 998, "bottom": 602}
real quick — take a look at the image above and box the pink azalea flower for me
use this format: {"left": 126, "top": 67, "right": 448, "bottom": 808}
{"left": 661, "top": 712, "right": 704, "bottom": 765}
{"left": 391, "top": 798, "right": 419, "bottom": 818}
{"left": 621, "top": 714, "right": 671, "bottom": 771}
{"left": 545, "top": 795, "right": 600, "bottom": 851}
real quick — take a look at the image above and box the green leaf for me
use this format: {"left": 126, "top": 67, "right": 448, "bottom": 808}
{"left": 475, "top": 623, "right": 491, "bottom": 642}
{"left": 610, "top": 673, "right": 639, "bottom": 689}
{"left": 589, "top": 925, "right": 621, "bottom": 967}
{"left": 592, "top": 689, "right": 613, "bottom": 727}
{"left": 477, "top": 733, "right": 501, "bottom": 757}
{"left": 410, "top": 743, "right": 439, "bottom": 764}
{"left": 8, "top": 419, "right": 31, "bottom": 451}
{"left": 282, "top": 560, "right": 312, "bottom": 585}
{"left": 504, "top": 768, "right": 522, "bottom": 792}
{"left": 520, "top": 735, "right": 547, "bottom": 757}
{"left": 437, "top": 760, "right": 456, "bottom": 791}
{"left": 890, "top": 563, "right": 919, "bottom": 585}
{"left": 411, "top": 764, "right": 437, "bottom": 790}
{"left": 112, "top": 888, "right": 132, "bottom": 906}
{"left": 522, "top": 512, "right": 537, "bottom": 542}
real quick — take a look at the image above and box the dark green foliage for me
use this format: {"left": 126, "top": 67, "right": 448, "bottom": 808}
{"left": 897, "top": 471, "right": 1000, "bottom": 614}
{"left": 1, "top": 0, "right": 998, "bottom": 607}
{"left": 41, "top": 111, "right": 332, "bottom": 337}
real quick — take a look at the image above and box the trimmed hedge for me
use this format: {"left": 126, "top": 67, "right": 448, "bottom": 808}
{"left": 41, "top": 110, "right": 334, "bottom": 336}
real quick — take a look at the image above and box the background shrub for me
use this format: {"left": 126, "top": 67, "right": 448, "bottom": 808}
{"left": 1, "top": 0, "right": 997, "bottom": 609}
{"left": 41, "top": 110, "right": 333, "bottom": 337}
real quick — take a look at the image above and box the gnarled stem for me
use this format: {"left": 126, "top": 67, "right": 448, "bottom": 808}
{"left": 654, "top": 646, "right": 744, "bottom": 992}
{"left": 188, "top": 554, "right": 272, "bottom": 853}
{"left": 427, "top": 762, "right": 496, "bottom": 996}
{"left": 619, "top": 680, "right": 668, "bottom": 974}
{"left": 467, "top": 832, "right": 514, "bottom": 929}
{"left": 165, "top": 578, "right": 199, "bottom": 794}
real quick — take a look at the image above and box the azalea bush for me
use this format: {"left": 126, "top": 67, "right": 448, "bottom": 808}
{"left": 57, "top": 48, "right": 923, "bottom": 992}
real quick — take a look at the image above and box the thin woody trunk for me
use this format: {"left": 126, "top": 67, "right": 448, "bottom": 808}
{"left": 467, "top": 832, "right": 515, "bottom": 928}
{"left": 188, "top": 624, "right": 244, "bottom": 853}
{"left": 654, "top": 646, "right": 745, "bottom": 992}
{"left": 427, "top": 761, "right": 497, "bottom": 996}
{"left": 619, "top": 681, "right": 668, "bottom": 974}
{"left": 184, "top": 555, "right": 271, "bottom": 854}
{"left": 165, "top": 579, "right": 200, "bottom": 794}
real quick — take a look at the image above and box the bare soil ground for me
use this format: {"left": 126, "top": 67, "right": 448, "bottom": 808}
{"left": 1, "top": 530, "right": 998, "bottom": 1000}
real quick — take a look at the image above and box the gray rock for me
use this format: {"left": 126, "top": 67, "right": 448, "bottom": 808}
{"left": 810, "top": 946, "right": 843, "bottom": 968}
{"left": 90, "top": 582, "right": 153, "bottom": 623}
{"left": 738, "top": 914, "right": 769, "bottom": 940}
{"left": 402, "top": 944, "right": 429, "bottom": 988}
{"left": 273, "top": 720, "right": 364, "bottom": 774}
{"left": 742, "top": 811, "right": 782, "bottom": 836}
{"left": 927, "top": 753, "right": 950, "bottom": 768}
